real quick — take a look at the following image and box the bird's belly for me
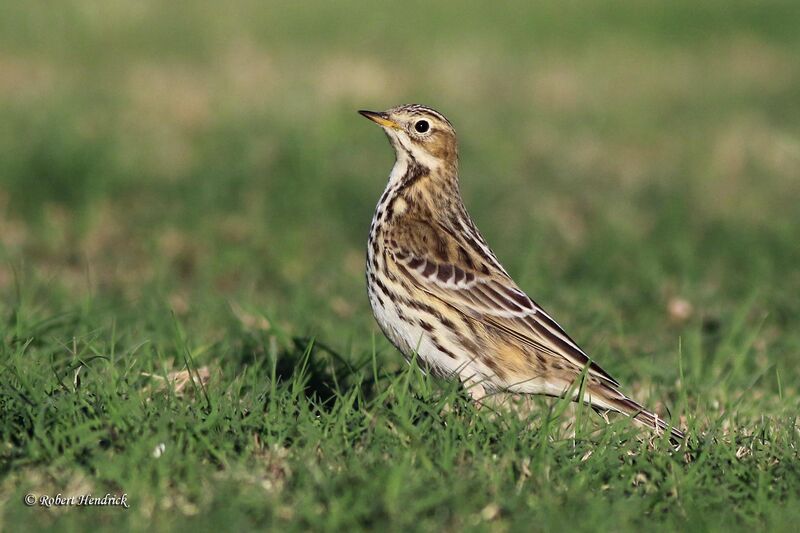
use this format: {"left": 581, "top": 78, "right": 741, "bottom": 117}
{"left": 367, "top": 283, "right": 465, "bottom": 378}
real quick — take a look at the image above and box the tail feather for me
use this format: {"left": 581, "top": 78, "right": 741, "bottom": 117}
{"left": 588, "top": 387, "right": 685, "bottom": 445}
{"left": 613, "top": 396, "right": 685, "bottom": 444}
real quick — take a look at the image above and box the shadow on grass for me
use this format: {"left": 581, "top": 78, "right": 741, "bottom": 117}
{"left": 233, "top": 332, "right": 388, "bottom": 412}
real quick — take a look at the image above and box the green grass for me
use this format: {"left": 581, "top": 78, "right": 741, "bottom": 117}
{"left": 2, "top": 1, "right": 800, "bottom": 531}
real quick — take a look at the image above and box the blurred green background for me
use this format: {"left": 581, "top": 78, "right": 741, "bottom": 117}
{"left": 1, "top": 1, "right": 800, "bottom": 531}
{"left": 1, "top": 1, "right": 799, "bottom": 338}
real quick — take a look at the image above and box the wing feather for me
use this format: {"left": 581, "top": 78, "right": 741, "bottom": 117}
{"left": 388, "top": 240, "right": 620, "bottom": 388}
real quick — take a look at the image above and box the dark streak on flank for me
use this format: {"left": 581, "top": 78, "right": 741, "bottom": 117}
{"left": 431, "top": 338, "right": 457, "bottom": 359}
{"left": 440, "top": 315, "right": 456, "bottom": 330}
{"left": 419, "top": 320, "right": 434, "bottom": 332}
{"left": 482, "top": 354, "right": 506, "bottom": 379}
{"left": 459, "top": 336, "right": 480, "bottom": 354}
{"left": 369, "top": 272, "right": 393, "bottom": 301}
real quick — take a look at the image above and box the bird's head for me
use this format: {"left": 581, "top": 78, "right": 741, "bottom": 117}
{"left": 359, "top": 104, "right": 458, "bottom": 171}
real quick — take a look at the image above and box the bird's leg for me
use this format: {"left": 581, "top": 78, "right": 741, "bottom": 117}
{"left": 468, "top": 382, "right": 486, "bottom": 403}
{"left": 459, "top": 373, "right": 487, "bottom": 406}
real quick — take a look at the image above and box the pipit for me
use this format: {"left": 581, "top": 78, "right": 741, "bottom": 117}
{"left": 359, "top": 104, "right": 684, "bottom": 443}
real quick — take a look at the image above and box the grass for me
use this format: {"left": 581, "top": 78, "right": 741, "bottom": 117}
{"left": 1, "top": 1, "right": 800, "bottom": 531}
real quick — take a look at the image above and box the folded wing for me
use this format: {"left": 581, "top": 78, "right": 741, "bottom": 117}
{"left": 387, "top": 220, "right": 621, "bottom": 389}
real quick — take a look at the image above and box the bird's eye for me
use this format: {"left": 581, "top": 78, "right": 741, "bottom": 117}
{"left": 414, "top": 120, "right": 430, "bottom": 133}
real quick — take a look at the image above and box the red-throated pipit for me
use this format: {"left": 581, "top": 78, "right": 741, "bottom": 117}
{"left": 359, "top": 104, "right": 684, "bottom": 443}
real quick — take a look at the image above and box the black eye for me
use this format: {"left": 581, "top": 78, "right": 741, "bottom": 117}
{"left": 414, "top": 120, "right": 430, "bottom": 133}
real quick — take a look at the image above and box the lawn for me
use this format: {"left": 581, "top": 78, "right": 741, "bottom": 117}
{"left": 1, "top": 1, "right": 800, "bottom": 531}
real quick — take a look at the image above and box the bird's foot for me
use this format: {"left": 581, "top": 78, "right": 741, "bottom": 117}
{"left": 466, "top": 382, "right": 487, "bottom": 407}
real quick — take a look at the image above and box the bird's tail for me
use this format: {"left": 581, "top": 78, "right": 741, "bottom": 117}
{"left": 589, "top": 385, "right": 685, "bottom": 445}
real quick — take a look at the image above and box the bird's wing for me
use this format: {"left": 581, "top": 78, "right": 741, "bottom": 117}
{"left": 386, "top": 219, "right": 620, "bottom": 388}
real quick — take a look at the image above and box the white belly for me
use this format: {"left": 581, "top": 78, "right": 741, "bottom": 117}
{"left": 366, "top": 278, "right": 471, "bottom": 379}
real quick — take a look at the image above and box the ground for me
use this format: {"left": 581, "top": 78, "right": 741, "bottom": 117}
{"left": 1, "top": 1, "right": 800, "bottom": 531}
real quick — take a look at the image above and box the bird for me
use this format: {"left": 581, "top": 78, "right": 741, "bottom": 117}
{"left": 359, "top": 104, "right": 685, "bottom": 443}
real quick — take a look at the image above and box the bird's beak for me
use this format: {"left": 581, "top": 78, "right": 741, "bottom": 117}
{"left": 358, "top": 110, "right": 401, "bottom": 130}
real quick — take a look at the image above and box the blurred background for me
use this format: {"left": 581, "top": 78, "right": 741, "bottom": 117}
{"left": 1, "top": 0, "right": 799, "bottom": 382}
{"left": 3, "top": 4, "right": 800, "bottom": 528}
